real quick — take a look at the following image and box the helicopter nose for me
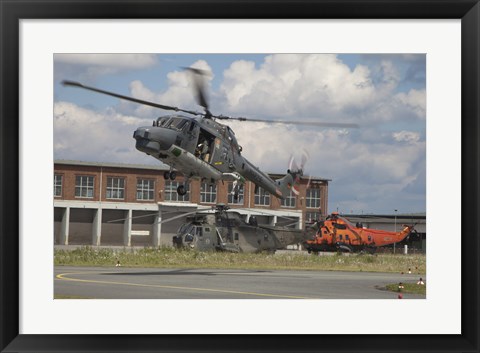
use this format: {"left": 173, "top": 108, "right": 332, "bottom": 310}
{"left": 133, "top": 126, "right": 177, "bottom": 154}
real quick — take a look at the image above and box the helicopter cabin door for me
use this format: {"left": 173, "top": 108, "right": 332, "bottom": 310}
{"left": 181, "top": 120, "right": 199, "bottom": 153}
{"left": 194, "top": 226, "right": 217, "bottom": 251}
{"left": 209, "top": 138, "right": 235, "bottom": 172}
{"left": 196, "top": 129, "right": 217, "bottom": 163}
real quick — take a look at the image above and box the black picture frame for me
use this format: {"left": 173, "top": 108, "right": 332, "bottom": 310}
{"left": 1, "top": 1, "right": 479, "bottom": 352}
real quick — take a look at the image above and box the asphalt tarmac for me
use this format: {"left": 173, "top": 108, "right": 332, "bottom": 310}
{"left": 54, "top": 266, "right": 426, "bottom": 299}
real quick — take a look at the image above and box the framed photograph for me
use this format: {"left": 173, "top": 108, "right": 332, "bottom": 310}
{"left": 1, "top": 0, "right": 478, "bottom": 352}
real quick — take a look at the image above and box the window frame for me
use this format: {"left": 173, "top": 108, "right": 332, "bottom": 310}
{"left": 106, "top": 176, "right": 125, "bottom": 200}
{"left": 54, "top": 174, "right": 63, "bottom": 197}
{"left": 74, "top": 175, "right": 95, "bottom": 199}
{"left": 164, "top": 180, "right": 190, "bottom": 202}
{"left": 200, "top": 183, "right": 217, "bottom": 204}
{"left": 281, "top": 190, "right": 296, "bottom": 208}
{"left": 306, "top": 187, "right": 321, "bottom": 209}
{"left": 227, "top": 182, "right": 244, "bottom": 205}
{"left": 306, "top": 211, "right": 320, "bottom": 223}
{"left": 254, "top": 187, "right": 270, "bottom": 206}
{"left": 136, "top": 178, "right": 155, "bottom": 201}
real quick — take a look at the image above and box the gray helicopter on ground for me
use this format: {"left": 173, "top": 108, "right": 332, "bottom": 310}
{"left": 63, "top": 68, "right": 357, "bottom": 201}
{"left": 172, "top": 204, "right": 311, "bottom": 253}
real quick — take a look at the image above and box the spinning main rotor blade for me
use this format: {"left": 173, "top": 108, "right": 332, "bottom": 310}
{"left": 61, "top": 80, "right": 203, "bottom": 116}
{"left": 63, "top": 79, "right": 358, "bottom": 128}
{"left": 107, "top": 207, "right": 214, "bottom": 224}
{"left": 215, "top": 115, "right": 359, "bottom": 128}
{"left": 183, "top": 67, "right": 210, "bottom": 111}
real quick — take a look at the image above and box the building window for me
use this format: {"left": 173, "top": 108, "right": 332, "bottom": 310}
{"left": 75, "top": 175, "right": 94, "bottom": 198}
{"left": 281, "top": 190, "right": 296, "bottom": 208}
{"left": 137, "top": 179, "right": 154, "bottom": 201}
{"left": 106, "top": 177, "right": 125, "bottom": 199}
{"left": 54, "top": 174, "right": 63, "bottom": 197}
{"left": 164, "top": 181, "right": 190, "bottom": 202}
{"left": 306, "top": 188, "right": 321, "bottom": 208}
{"left": 254, "top": 187, "right": 270, "bottom": 206}
{"left": 200, "top": 183, "right": 217, "bottom": 204}
{"left": 227, "top": 182, "right": 244, "bottom": 205}
{"left": 306, "top": 212, "right": 320, "bottom": 223}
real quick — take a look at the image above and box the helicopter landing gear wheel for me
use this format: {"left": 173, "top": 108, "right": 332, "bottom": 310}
{"left": 164, "top": 171, "right": 177, "bottom": 180}
{"left": 177, "top": 184, "right": 187, "bottom": 196}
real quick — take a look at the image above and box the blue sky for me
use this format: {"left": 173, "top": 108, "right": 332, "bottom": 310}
{"left": 54, "top": 53, "right": 426, "bottom": 214}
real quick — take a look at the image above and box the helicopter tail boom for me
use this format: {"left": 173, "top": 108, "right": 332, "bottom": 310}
{"left": 275, "top": 172, "right": 301, "bottom": 199}
{"left": 240, "top": 159, "right": 284, "bottom": 198}
{"left": 237, "top": 157, "right": 305, "bottom": 199}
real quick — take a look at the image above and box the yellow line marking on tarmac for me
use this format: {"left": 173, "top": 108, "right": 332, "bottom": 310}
{"left": 56, "top": 272, "right": 313, "bottom": 299}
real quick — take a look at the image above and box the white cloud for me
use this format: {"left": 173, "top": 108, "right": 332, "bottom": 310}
{"left": 55, "top": 54, "right": 158, "bottom": 69}
{"left": 227, "top": 120, "right": 425, "bottom": 203}
{"left": 54, "top": 54, "right": 159, "bottom": 83}
{"left": 220, "top": 54, "right": 383, "bottom": 120}
{"left": 233, "top": 119, "right": 421, "bottom": 213}
{"left": 218, "top": 55, "right": 426, "bottom": 127}
{"left": 393, "top": 131, "right": 421, "bottom": 143}
{"left": 394, "top": 89, "right": 426, "bottom": 119}
{"left": 103, "top": 54, "right": 425, "bottom": 127}
{"left": 54, "top": 101, "right": 154, "bottom": 165}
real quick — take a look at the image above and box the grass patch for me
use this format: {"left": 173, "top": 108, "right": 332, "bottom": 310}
{"left": 55, "top": 246, "right": 426, "bottom": 274}
{"left": 385, "top": 282, "right": 426, "bottom": 295}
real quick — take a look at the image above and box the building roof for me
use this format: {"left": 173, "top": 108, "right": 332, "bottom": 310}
{"left": 55, "top": 159, "right": 167, "bottom": 172}
{"left": 54, "top": 159, "right": 331, "bottom": 182}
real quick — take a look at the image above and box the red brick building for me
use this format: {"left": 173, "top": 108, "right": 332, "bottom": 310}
{"left": 54, "top": 160, "right": 329, "bottom": 246}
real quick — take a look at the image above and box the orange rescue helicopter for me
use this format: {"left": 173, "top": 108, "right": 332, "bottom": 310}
{"left": 304, "top": 212, "right": 415, "bottom": 254}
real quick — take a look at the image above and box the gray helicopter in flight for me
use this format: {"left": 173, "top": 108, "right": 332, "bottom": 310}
{"left": 63, "top": 68, "right": 357, "bottom": 201}
{"left": 172, "top": 204, "right": 311, "bottom": 253}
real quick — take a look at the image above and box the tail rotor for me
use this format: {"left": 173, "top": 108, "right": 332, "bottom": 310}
{"left": 288, "top": 149, "right": 311, "bottom": 195}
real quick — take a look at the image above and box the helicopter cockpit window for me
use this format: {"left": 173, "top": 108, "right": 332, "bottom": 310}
{"left": 218, "top": 125, "right": 227, "bottom": 138}
{"left": 195, "top": 227, "right": 203, "bottom": 237}
{"left": 165, "top": 117, "right": 189, "bottom": 131}
{"left": 333, "top": 223, "right": 347, "bottom": 230}
{"left": 178, "top": 223, "right": 194, "bottom": 235}
{"left": 226, "top": 126, "right": 238, "bottom": 146}
{"left": 156, "top": 117, "right": 170, "bottom": 127}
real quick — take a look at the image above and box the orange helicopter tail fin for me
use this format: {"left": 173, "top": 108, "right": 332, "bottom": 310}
{"left": 397, "top": 225, "right": 415, "bottom": 242}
